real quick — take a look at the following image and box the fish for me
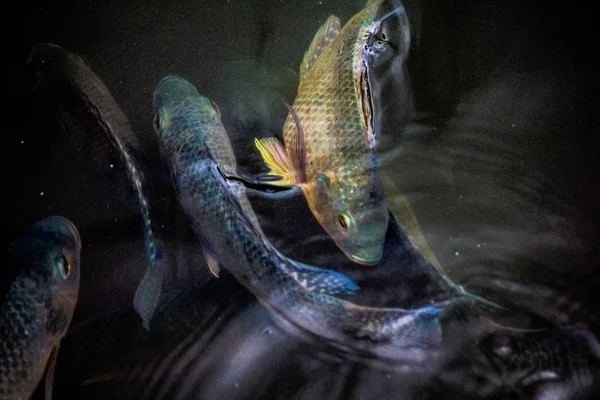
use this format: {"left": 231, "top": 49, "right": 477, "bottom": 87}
{"left": 153, "top": 75, "right": 453, "bottom": 349}
{"left": 0, "top": 216, "right": 81, "bottom": 399}
{"left": 254, "top": 0, "right": 408, "bottom": 266}
{"left": 27, "top": 43, "right": 165, "bottom": 329}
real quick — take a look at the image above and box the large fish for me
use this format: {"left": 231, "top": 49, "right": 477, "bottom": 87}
{"left": 153, "top": 75, "right": 453, "bottom": 349}
{"left": 0, "top": 216, "right": 81, "bottom": 399}
{"left": 27, "top": 43, "right": 164, "bottom": 329}
{"left": 254, "top": 0, "right": 406, "bottom": 266}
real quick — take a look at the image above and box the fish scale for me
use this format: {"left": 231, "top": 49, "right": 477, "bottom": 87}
{"left": 1, "top": 217, "right": 80, "bottom": 400}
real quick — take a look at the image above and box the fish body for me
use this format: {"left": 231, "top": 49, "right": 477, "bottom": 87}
{"left": 0, "top": 216, "right": 81, "bottom": 399}
{"left": 27, "top": 43, "right": 164, "bottom": 329}
{"left": 154, "top": 76, "right": 448, "bottom": 349}
{"left": 152, "top": 76, "right": 267, "bottom": 278}
{"left": 255, "top": 0, "right": 405, "bottom": 265}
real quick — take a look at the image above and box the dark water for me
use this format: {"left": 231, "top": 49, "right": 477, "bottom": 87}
{"left": 9, "top": 0, "right": 599, "bottom": 398}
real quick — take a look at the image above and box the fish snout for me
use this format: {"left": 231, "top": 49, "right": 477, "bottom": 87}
{"left": 346, "top": 244, "right": 384, "bottom": 266}
{"left": 344, "top": 206, "right": 389, "bottom": 266}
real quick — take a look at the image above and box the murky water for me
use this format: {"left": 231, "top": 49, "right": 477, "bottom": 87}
{"left": 9, "top": 0, "right": 599, "bottom": 398}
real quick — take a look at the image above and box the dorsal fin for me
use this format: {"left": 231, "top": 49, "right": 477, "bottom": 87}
{"left": 300, "top": 15, "right": 341, "bottom": 82}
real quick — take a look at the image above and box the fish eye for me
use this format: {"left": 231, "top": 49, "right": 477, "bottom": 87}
{"left": 153, "top": 114, "right": 160, "bottom": 131}
{"left": 338, "top": 214, "right": 350, "bottom": 230}
{"left": 56, "top": 253, "right": 71, "bottom": 279}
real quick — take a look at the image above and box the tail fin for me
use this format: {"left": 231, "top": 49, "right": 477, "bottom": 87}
{"left": 386, "top": 306, "right": 443, "bottom": 347}
{"left": 133, "top": 253, "right": 166, "bottom": 330}
{"left": 351, "top": 305, "right": 443, "bottom": 347}
{"left": 288, "top": 260, "right": 360, "bottom": 295}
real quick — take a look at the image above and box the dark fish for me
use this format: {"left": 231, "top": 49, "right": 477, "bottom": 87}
{"left": 1, "top": 216, "right": 81, "bottom": 399}
{"left": 26, "top": 43, "right": 165, "bottom": 329}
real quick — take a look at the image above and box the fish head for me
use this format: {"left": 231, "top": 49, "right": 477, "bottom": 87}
{"left": 153, "top": 76, "right": 224, "bottom": 151}
{"left": 27, "top": 43, "right": 91, "bottom": 98}
{"left": 9, "top": 216, "right": 81, "bottom": 338}
{"left": 153, "top": 76, "right": 200, "bottom": 134}
{"left": 309, "top": 171, "right": 389, "bottom": 266}
{"left": 153, "top": 76, "right": 221, "bottom": 125}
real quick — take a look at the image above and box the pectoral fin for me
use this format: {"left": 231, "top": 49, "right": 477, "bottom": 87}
{"left": 203, "top": 247, "right": 220, "bottom": 278}
{"left": 254, "top": 137, "right": 298, "bottom": 186}
{"left": 194, "top": 227, "right": 223, "bottom": 278}
{"left": 288, "top": 261, "right": 360, "bottom": 295}
{"left": 300, "top": 15, "right": 341, "bottom": 81}
{"left": 43, "top": 344, "right": 59, "bottom": 400}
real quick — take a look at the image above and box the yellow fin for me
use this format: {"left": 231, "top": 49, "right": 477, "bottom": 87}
{"left": 300, "top": 15, "right": 341, "bottom": 82}
{"left": 254, "top": 137, "right": 298, "bottom": 186}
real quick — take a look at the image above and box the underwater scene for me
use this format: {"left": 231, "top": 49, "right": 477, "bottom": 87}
{"left": 5, "top": 0, "right": 599, "bottom": 398}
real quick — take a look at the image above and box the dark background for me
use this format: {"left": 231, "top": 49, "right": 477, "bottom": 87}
{"left": 7, "top": 0, "right": 599, "bottom": 397}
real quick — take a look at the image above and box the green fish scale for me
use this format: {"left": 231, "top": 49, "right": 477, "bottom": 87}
{"left": 0, "top": 276, "right": 53, "bottom": 390}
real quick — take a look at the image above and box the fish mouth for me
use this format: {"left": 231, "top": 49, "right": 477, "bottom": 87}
{"left": 347, "top": 253, "right": 380, "bottom": 266}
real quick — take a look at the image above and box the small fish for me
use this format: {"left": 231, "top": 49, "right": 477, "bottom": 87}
{"left": 0, "top": 216, "right": 81, "bottom": 399}
{"left": 27, "top": 43, "right": 165, "bottom": 329}
{"left": 254, "top": 0, "right": 408, "bottom": 266}
{"left": 153, "top": 76, "right": 451, "bottom": 348}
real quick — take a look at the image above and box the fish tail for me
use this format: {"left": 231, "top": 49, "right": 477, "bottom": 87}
{"left": 288, "top": 260, "right": 360, "bottom": 295}
{"left": 114, "top": 136, "right": 166, "bottom": 328}
{"left": 389, "top": 307, "right": 443, "bottom": 347}
{"left": 133, "top": 252, "right": 166, "bottom": 330}
{"left": 352, "top": 305, "right": 443, "bottom": 346}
